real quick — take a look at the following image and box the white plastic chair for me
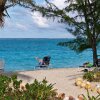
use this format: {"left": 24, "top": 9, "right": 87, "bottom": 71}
{"left": 0, "top": 59, "right": 4, "bottom": 72}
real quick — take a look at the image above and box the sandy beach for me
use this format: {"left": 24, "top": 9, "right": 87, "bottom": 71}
{"left": 15, "top": 68, "right": 99, "bottom": 98}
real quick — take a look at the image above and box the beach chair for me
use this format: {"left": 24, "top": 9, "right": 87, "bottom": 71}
{"left": 79, "top": 62, "right": 93, "bottom": 68}
{"left": 37, "top": 56, "right": 51, "bottom": 68}
{"left": 0, "top": 59, "right": 4, "bottom": 73}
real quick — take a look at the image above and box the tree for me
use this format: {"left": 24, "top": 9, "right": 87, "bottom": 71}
{"left": 33, "top": 0, "right": 100, "bottom": 66}
{"left": 0, "top": 0, "right": 35, "bottom": 27}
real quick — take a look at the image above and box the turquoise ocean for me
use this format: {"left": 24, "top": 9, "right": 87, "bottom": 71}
{"left": 0, "top": 38, "right": 99, "bottom": 72}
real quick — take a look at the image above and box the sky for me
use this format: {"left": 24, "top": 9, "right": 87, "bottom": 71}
{"left": 0, "top": 0, "right": 74, "bottom": 38}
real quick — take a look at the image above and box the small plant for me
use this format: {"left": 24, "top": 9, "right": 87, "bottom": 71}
{"left": 94, "top": 72, "right": 100, "bottom": 82}
{"left": 83, "top": 71, "right": 100, "bottom": 82}
{"left": 83, "top": 71, "right": 94, "bottom": 82}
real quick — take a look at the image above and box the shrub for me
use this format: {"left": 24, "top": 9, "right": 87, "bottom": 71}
{"left": 94, "top": 72, "right": 100, "bottom": 82}
{"left": 0, "top": 75, "right": 59, "bottom": 100}
{"left": 83, "top": 71, "right": 94, "bottom": 82}
{"left": 83, "top": 71, "right": 100, "bottom": 82}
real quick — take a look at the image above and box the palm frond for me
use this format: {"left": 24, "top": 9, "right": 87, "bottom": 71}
{"left": 0, "top": 0, "right": 6, "bottom": 27}
{"left": 0, "top": 0, "right": 35, "bottom": 27}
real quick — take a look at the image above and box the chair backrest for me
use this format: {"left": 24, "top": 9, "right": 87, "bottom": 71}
{"left": 43, "top": 56, "right": 51, "bottom": 65}
{"left": 0, "top": 59, "right": 4, "bottom": 71}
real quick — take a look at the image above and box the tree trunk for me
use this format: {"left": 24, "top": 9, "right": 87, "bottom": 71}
{"left": 92, "top": 38, "right": 98, "bottom": 66}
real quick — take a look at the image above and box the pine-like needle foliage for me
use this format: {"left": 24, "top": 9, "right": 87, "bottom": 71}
{"left": 33, "top": 0, "right": 100, "bottom": 53}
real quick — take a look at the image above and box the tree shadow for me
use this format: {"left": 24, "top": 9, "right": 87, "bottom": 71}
{"left": 66, "top": 73, "right": 84, "bottom": 80}
{"left": 2, "top": 71, "right": 33, "bottom": 82}
{"left": 17, "top": 73, "right": 32, "bottom": 81}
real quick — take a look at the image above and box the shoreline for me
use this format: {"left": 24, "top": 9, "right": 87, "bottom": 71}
{"left": 5, "top": 67, "right": 81, "bottom": 73}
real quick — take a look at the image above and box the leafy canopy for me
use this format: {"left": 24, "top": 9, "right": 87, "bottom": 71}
{"left": 33, "top": 0, "right": 100, "bottom": 52}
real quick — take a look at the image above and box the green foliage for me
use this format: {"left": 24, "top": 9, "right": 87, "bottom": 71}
{"left": 0, "top": 75, "right": 58, "bottom": 100}
{"left": 83, "top": 71, "right": 94, "bottom": 82}
{"left": 24, "top": 79, "right": 57, "bottom": 100}
{"left": 34, "top": 0, "right": 100, "bottom": 38}
{"left": 33, "top": 0, "right": 100, "bottom": 65}
{"left": 83, "top": 71, "right": 100, "bottom": 82}
{"left": 58, "top": 38, "right": 91, "bottom": 52}
{"left": 83, "top": 90, "right": 100, "bottom": 100}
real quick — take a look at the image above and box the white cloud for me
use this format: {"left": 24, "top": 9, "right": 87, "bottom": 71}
{"left": 51, "top": 0, "right": 66, "bottom": 9}
{"left": 16, "top": 23, "right": 27, "bottom": 30}
{"left": 31, "top": 12, "right": 49, "bottom": 28}
{"left": 5, "top": 19, "right": 13, "bottom": 27}
{"left": 5, "top": 19, "right": 28, "bottom": 31}
{"left": 30, "top": 0, "right": 66, "bottom": 28}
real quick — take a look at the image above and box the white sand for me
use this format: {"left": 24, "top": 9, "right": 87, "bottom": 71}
{"left": 16, "top": 68, "right": 98, "bottom": 98}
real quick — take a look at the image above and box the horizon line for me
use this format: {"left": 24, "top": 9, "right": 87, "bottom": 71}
{"left": 0, "top": 37, "right": 74, "bottom": 39}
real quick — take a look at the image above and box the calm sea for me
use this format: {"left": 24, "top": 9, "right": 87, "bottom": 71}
{"left": 0, "top": 38, "right": 99, "bottom": 72}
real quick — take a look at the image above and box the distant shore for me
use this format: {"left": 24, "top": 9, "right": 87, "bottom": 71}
{"left": 15, "top": 68, "right": 98, "bottom": 98}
